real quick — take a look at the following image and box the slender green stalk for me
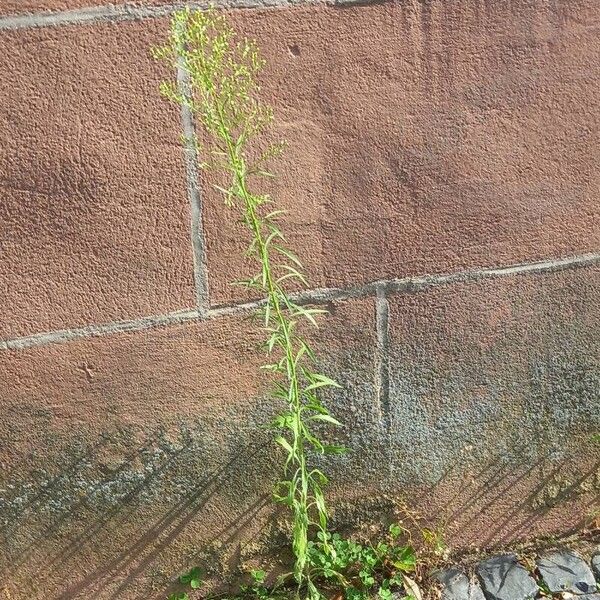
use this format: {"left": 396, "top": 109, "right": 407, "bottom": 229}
{"left": 154, "top": 8, "right": 346, "bottom": 595}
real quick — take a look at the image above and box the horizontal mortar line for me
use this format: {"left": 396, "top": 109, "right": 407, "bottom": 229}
{"left": 379, "top": 251, "right": 600, "bottom": 295}
{"left": 284, "top": 250, "right": 600, "bottom": 302}
{"left": 0, "top": 0, "right": 364, "bottom": 31}
{"left": 0, "top": 308, "right": 202, "bottom": 351}
{"left": 1, "top": 251, "right": 599, "bottom": 351}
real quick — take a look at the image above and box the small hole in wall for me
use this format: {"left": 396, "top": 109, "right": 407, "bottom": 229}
{"left": 288, "top": 43, "right": 301, "bottom": 57}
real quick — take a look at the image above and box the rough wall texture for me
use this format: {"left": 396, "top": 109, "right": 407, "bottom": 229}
{"left": 0, "top": 0, "right": 599, "bottom": 597}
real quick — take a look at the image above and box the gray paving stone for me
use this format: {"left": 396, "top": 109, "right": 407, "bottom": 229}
{"left": 435, "top": 567, "right": 486, "bottom": 600}
{"left": 537, "top": 551, "right": 597, "bottom": 594}
{"left": 476, "top": 554, "right": 538, "bottom": 600}
{"left": 576, "top": 595, "right": 600, "bottom": 600}
{"left": 592, "top": 552, "right": 600, "bottom": 581}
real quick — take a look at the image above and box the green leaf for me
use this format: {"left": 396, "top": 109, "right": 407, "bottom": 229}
{"left": 179, "top": 566, "right": 202, "bottom": 589}
{"left": 290, "top": 305, "right": 328, "bottom": 327}
{"left": 392, "top": 546, "right": 417, "bottom": 572}
{"left": 359, "top": 568, "right": 376, "bottom": 587}
{"left": 212, "top": 183, "right": 234, "bottom": 197}
{"left": 275, "top": 435, "right": 294, "bottom": 455}
{"left": 276, "top": 265, "right": 308, "bottom": 285}
{"left": 266, "top": 331, "right": 280, "bottom": 352}
{"left": 273, "top": 480, "right": 293, "bottom": 505}
{"left": 307, "top": 579, "right": 321, "bottom": 600}
{"left": 314, "top": 490, "right": 327, "bottom": 529}
{"left": 265, "top": 209, "right": 287, "bottom": 220}
{"left": 265, "top": 227, "right": 284, "bottom": 248}
{"left": 305, "top": 374, "right": 341, "bottom": 392}
{"left": 304, "top": 400, "right": 329, "bottom": 414}
{"left": 251, "top": 569, "right": 266, "bottom": 583}
{"left": 270, "top": 413, "right": 294, "bottom": 430}
{"left": 232, "top": 276, "right": 260, "bottom": 289}
{"left": 303, "top": 428, "right": 324, "bottom": 453}
{"left": 273, "top": 244, "right": 303, "bottom": 268}
{"left": 309, "top": 414, "right": 342, "bottom": 426}
{"left": 308, "top": 468, "right": 328, "bottom": 485}
{"left": 378, "top": 588, "right": 393, "bottom": 600}
{"left": 389, "top": 523, "right": 403, "bottom": 539}
{"left": 345, "top": 587, "right": 366, "bottom": 600}
{"left": 263, "top": 299, "right": 271, "bottom": 326}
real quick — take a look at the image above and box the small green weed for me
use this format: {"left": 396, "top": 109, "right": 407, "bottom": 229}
{"left": 167, "top": 567, "right": 203, "bottom": 600}
{"left": 180, "top": 567, "right": 203, "bottom": 589}
{"left": 239, "top": 570, "right": 280, "bottom": 600}
{"left": 304, "top": 525, "right": 417, "bottom": 599}
{"left": 169, "top": 522, "right": 443, "bottom": 599}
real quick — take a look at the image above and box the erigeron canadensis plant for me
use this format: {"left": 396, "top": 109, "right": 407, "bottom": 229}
{"left": 154, "top": 7, "right": 346, "bottom": 595}
{"left": 154, "top": 10, "right": 440, "bottom": 600}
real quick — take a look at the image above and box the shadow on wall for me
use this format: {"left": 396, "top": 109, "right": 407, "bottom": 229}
{"left": 0, "top": 420, "right": 598, "bottom": 599}
{"left": 428, "top": 438, "right": 599, "bottom": 548}
{"left": 0, "top": 424, "right": 280, "bottom": 599}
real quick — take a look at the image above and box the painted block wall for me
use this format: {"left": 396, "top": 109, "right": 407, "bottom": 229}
{"left": 0, "top": 0, "right": 599, "bottom": 597}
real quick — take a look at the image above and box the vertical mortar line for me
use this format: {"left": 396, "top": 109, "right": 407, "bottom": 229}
{"left": 176, "top": 42, "right": 210, "bottom": 311}
{"left": 375, "top": 284, "right": 391, "bottom": 428}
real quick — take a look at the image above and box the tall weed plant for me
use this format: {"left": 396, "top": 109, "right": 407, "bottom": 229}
{"left": 154, "top": 8, "right": 346, "bottom": 594}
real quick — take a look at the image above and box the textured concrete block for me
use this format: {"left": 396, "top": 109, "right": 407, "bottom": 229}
{"left": 386, "top": 265, "right": 600, "bottom": 545}
{"left": 204, "top": 0, "right": 600, "bottom": 303}
{"left": 537, "top": 551, "right": 597, "bottom": 594}
{"left": 476, "top": 555, "right": 538, "bottom": 600}
{"left": 0, "top": 19, "right": 197, "bottom": 339}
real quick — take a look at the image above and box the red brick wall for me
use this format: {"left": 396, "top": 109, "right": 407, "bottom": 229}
{"left": 0, "top": 1, "right": 599, "bottom": 597}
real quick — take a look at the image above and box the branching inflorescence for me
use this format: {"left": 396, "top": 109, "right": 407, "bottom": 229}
{"left": 154, "top": 8, "right": 346, "bottom": 594}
